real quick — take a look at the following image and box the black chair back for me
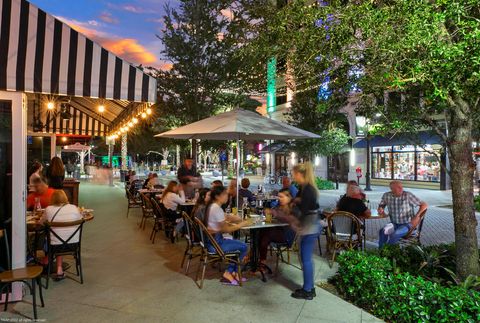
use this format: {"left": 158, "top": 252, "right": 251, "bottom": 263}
{"left": 0, "top": 229, "right": 11, "bottom": 271}
{"left": 45, "top": 219, "right": 85, "bottom": 255}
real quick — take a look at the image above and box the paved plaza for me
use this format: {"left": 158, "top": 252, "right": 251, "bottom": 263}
{"left": 1, "top": 182, "right": 382, "bottom": 323}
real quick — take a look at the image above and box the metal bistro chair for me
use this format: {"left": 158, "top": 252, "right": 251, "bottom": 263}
{"left": 326, "top": 211, "right": 362, "bottom": 268}
{"left": 44, "top": 219, "right": 85, "bottom": 289}
{"left": 180, "top": 212, "right": 203, "bottom": 275}
{"left": 139, "top": 193, "right": 155, "bottom": 230}
{"left": 194, "top": 218, "right": 243, "bottom": 289}
{"left": 270, "top": 233, "right": 300, "bottom": 274}
{"left": 0, "top": 229, "right": 44, "bottom": 320}
{"left": 150, "top": 198, "right": 166, "bottom": 244}
{"left": 399, "top": 209, "right": 428, "bottom": 246}
{"left": 126, "top": 187, "right": 142, "bottom": 218}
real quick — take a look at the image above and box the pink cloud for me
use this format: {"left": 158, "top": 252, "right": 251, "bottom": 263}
{"left": 99, "top": 12, "right": 119, "bottom": 24}
{"left": 57, "top": 16, "right": 164, "bottom": 69}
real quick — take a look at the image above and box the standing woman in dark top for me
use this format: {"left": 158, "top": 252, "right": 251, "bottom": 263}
{"left": 290, "top": 162, "right": 320, "bottom": 300}
{"left": 46, "top": 157, "right": 65, "bottom": 189}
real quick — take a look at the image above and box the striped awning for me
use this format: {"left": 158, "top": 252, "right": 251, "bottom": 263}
{"left": 0, "top": 0, "right": 157, "bottom": 103}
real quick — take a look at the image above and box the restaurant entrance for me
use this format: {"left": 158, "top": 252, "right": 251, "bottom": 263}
{"left": 0, "top": 100, "right": 12, "bottom": 273}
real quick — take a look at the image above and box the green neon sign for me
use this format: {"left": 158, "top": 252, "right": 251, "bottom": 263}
{"left": 267, "top": 57, "right": 276, "bottom": 113}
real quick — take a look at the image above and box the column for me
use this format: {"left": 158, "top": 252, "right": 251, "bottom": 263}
{"left": 121, "top": 133, "right": 128, "bottom": 170}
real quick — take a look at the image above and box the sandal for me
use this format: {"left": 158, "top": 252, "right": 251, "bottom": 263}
{"left": 53, "top": 273, "right": 66, "bottom": 281}
{"left": 220, "top": 277, "right": 239, "bottom": 286}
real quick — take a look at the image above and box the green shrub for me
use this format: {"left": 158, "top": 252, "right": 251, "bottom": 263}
{"left": 336, "top": 251, "right": 480, "bottom": 322}
{"left": 315, "top": 177, "right": 335, "bottom": 190}
{"left": 474, "top": 195, "right": 480, "bottom": 212}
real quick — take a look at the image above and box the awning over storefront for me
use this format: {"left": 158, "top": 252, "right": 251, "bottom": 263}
{"left": 353, "top": 131, "right": 443, "bottom": 149}
{"left": 0, "top": 0, "right": 157, "bottom": 136}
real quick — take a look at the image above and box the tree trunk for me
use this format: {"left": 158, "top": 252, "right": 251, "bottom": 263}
{"left": 447, "top": 99, "right": 480, "bottom": 279}
{"left": 334, "top": 155, "right": 339, "bottom": 190}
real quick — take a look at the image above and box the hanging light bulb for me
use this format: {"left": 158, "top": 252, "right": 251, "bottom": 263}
{"left": 98, "top": 105, "right": 105, "bottom": 113}
{"left": 146, "top": 108, "right": 152, "bottom": 115}
{"left": 128, "top": 121, "right": 133, "bottom": 127}
{"left": 141, "top": 112, "right": 147, "bottom": 119}
{"left": 47, "top": 102, "right": 55, "bottom": 110}
{"left": 133, "top": 117, "right": 138, "bottom": 124}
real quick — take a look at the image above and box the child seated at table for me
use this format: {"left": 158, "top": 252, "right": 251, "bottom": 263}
{"left": 259, "top": 188, "right": 298, "bottom": 269}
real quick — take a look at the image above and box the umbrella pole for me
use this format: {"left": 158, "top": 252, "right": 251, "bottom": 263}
{"left": 236, "top": 139, "right": 240, "bottom": 213}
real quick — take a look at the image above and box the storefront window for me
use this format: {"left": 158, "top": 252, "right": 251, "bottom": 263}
{"left": 416, "top": 145, "right": 441, "bottom": 182}
{"left": 371, "top": 144, "right": 441, "bottom": 182}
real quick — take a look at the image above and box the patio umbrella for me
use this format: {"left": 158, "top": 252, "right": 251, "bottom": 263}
{"left": 155, "top": 109, "right": 320, "bottom": 207}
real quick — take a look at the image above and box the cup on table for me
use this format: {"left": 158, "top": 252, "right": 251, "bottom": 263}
{"left": 265, "top": 212, "right": 272, "bottom": 223}
{"left": 232, "top": 207, "right": 238, "bottom": 215}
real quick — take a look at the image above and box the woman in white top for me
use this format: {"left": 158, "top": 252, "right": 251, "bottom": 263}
{"left": 41, "top": 190, "right": 82, "bottom": 281}
{"left": 204, "top": 186, "right": 252, "bottom": 285}
{"left": 161, "top": 180, "right": 186, "bottom": 211}
{"left": 28, "top": 161, "right": 43, "bottom": 192}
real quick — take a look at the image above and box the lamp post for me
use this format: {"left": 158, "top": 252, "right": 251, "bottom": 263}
{"left": 365, "top": 128, "right": 372, "bottom": 191}
{"left": 355, "top": 116, "right": 372, "bottom": 191}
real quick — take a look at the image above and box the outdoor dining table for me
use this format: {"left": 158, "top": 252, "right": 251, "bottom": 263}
{"left": 178, "top": 200, "right": 196, "bottom": 215}
{"left": 138, "top": 188, "right": 164, "bottom": 195}
{"left": 26, "top": 209, "right": 95, "bottom": 263}
{"left": 240, "top": 217, "right": 288, "bottom": 282}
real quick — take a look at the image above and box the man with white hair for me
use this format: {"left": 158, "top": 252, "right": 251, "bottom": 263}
{"left": 377, "top": 180, "right": 428, "bottom": 248}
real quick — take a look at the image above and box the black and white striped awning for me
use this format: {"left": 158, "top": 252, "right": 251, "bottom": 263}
{"left": 0, "top": 0, "right": 157, "bottom": 103}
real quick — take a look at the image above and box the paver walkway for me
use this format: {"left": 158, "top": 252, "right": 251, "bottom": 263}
{"left": 1, "top": 182, "right": 382, "bottom": 323}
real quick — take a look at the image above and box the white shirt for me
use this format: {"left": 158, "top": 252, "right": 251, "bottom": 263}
{"left": 162, "top": 190, "right": 185, "bottom": 211}
{"left": 207, "top": 203, "right": 226, "bottom": 232}
{"left": 42, "top": 204, "right": 83, "bottom": 245}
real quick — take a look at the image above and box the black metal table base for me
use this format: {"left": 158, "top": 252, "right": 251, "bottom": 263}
{"left": 243, "top": 228, "right": 272, "bottom": 282}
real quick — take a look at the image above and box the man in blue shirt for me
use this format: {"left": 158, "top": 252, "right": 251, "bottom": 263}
{"left": 282, "top": 176, "right": 298, "bottom": 198}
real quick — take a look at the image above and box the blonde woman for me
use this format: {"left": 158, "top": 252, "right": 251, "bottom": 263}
{"left": 41, "top": 190, "right": 82, "bottom": 281}
{"left": 290, "top": 162, "right": 320, "bottom": 300}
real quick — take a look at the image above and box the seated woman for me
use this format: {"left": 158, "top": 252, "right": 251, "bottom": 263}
{"left": 192, "top": 188, "right": 211, "bottom": 222}
{"left": 336, "top": 185, "right": 371, "bottom": 219}
{"left": 204, "top": 186, "right": 252, "bottom": 285}
{"left": 226, "top": 178, "right": 237, "bottom": 209}
{"left": 259, "top": 188, "right": 297, "bottom": 268}
{"left": 161, "top": 180, "right": 186, "bottom": 216}
{"left": 41, "top": 190, "right": 82, "bottom": 281}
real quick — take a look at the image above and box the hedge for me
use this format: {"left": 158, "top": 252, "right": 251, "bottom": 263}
{"left": 335, "top": 251, "right": 480, "bottom": 323}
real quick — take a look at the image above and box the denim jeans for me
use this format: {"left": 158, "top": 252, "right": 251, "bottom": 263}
{"left": 299, "top": 232, "right": 319, "bottom": 292}
{"left": 208, "top": 234, "right": 248, "bottom": 273}
{"left": 378, "top": 223, "right": 411, "bottom": 248}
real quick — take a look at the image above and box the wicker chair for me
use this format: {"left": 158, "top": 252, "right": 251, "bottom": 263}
{"left": 125, "top": 187, "right": 142, "bottom": 218}
{"left": 180, "top": 212, "right": 203, "bottom": 274}
{"left": 326, "top": 211, "right": 362, "bottom": 267}
{"left": 139, "top": 193, "right": 154, "bottom": 230}
{"left": 194, "top": 218, "right": 243, "bottom": 289}
{"left": 399, "top": 209, "right": 428, "bottom": 246}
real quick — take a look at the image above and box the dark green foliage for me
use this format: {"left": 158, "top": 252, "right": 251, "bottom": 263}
{"left": 336, "top": 251, "right": 480, "bottom": 322}
{"left": 315, "top": 177, "right": 335, "bottom": 190}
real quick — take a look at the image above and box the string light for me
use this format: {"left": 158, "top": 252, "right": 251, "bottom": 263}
{"left": 128, "top": 121, "right": 133, "bottom": 127}
{"left": 47, "top": 102, "right": 55, "bottom": 110}
{"left": 133, "top": 117, "right": 138, "bottom": 124}
{"left": 98, "top": 105, "right": 105, "bottom": 113}
{"left": 61, "top": 137, "right": 67, "bottom": 142}
{"left": 146, "top": 108, "right": 152, "bottom": 115}
{"left": 141, "top": 112, "right": 147, "bottom": 119}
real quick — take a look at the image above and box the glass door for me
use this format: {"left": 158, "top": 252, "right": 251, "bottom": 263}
{"left": 0, "top": 100, "right": 12, "bottom": 272}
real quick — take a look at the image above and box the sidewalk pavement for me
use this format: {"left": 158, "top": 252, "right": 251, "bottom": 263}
{"left": 2, "top": 182, "right": 383, "bottom": 323}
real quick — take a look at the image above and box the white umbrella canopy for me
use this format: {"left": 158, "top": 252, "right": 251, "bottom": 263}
{"left": 155, "top": 109, "right": 320, "bottom": 140}
{"left": 155, "top": 109, "right": 320, "bottom": 209}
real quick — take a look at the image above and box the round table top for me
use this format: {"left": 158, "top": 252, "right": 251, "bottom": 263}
{"left": 26, "top": 210, "right": 94, "bottom": 230}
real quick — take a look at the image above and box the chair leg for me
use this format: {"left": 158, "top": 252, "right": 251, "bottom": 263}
{"left": 150, "top": 225, "right": 155, "bottom": 242}
{"left": 32, "top": 279, "right": 38, "bottom": 320}
{"left": 237, "top": 258, "right": 243, "bottom": 287}
{"left": 181, "top": 247, "right": 189, "bottom": 269}
{"left": 329, "top": 247, "right": 337, "bottom": 268}
{"left": 287, "top": 249, "right": 291, "bottom": 264}
{"left": 77, "top": 250, "right": 84, "bottom": 284}
{"left": 46, "top": 254, "right": 52, "bottom": 289}
{"left": 199, "top": 260, "right": 207, "bottom": 289}
{"left": 318, "top": 236, "right": 322, "bottom": 256}
{"left": 185, "top": 254, "right": 193, "bottom": 275}
{"left": 37, "top": 277, "right": 44, "bottom": 307}
{"left": 3, "top": 284, "right": 9, "bottom": 312}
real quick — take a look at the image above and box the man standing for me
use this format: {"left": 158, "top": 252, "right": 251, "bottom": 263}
{"left": 377, "top": 180, "right": 428, "bottom": 248}
{"left": 177, "top": 158, "right": 201, "bottom": 198}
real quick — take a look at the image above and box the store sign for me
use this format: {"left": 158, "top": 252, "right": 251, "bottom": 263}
{"left": 267, "top": 57, "right": 277, "bottom": 113}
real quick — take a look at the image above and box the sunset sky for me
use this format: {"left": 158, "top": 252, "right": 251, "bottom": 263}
{"left": 30, "top": 0, "right": 175, "bottom": 70}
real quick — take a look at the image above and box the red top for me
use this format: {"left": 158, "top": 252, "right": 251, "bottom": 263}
{"left": 27, "top": 188, "right": 55, "bottom": 210}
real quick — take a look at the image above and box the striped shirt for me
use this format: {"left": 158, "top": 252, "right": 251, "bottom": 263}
{"left": 379, "top": 191, "right": 422, "bottom": 224}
